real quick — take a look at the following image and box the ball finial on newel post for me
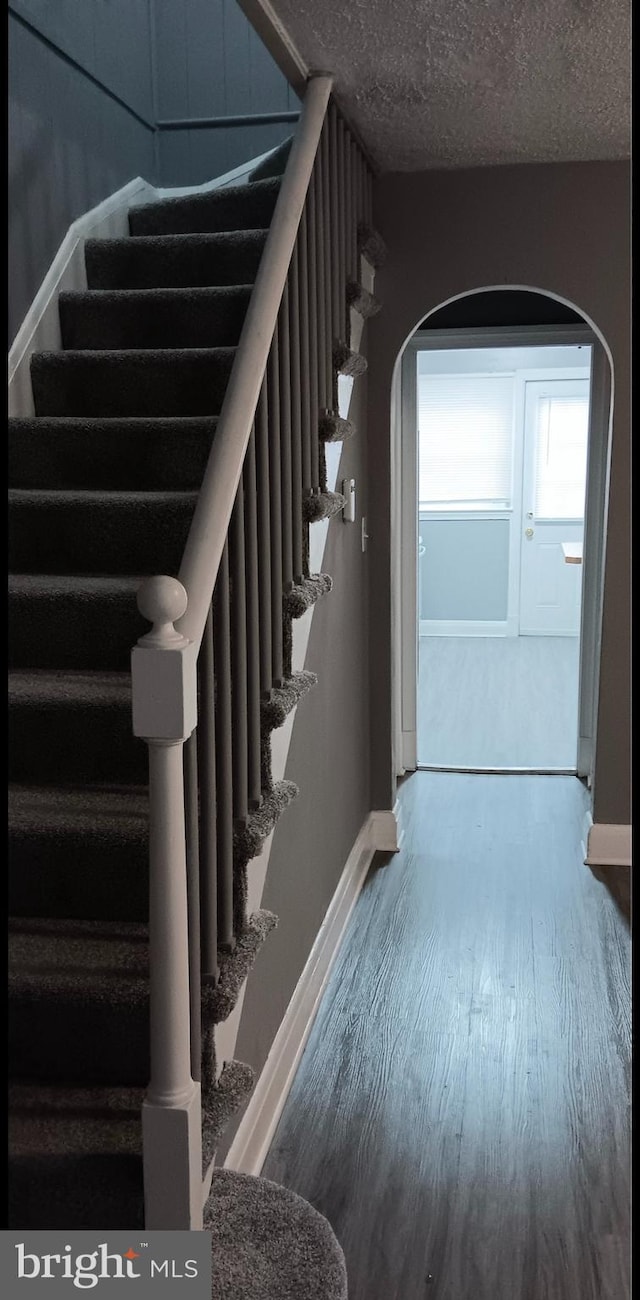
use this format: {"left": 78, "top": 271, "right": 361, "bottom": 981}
{"left": 137, "top": 575, "right": 189, "bottom": 647}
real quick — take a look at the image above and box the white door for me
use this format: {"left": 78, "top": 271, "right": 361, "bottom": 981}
{"left": 519, "top": 378, "right": 590, "bottom": 635}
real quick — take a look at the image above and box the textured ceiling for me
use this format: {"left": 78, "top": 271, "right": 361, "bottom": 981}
{"left": 267, "top": 0, "right": 631, "bottom": 171}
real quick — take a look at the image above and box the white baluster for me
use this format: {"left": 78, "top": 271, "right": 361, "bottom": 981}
{"left": 131, "top": 575, "right": 203, "bottom": 1229}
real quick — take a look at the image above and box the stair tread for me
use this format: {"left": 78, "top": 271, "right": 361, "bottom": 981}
{"left": 130, "top": 175, "right": 278, "bottom": 210}
{"left": 8, "top": 911, "right": 272, "bottom": 997}
{"left": 9, "top": 668, "right": 131, "bottom": 703}
{"left": 9, "top": 418, "right": 216, "bottom": 491}
{"left": 84, "top": 230, "right": 268, "bottom": 291}
{"left": 9, "top": 1082, "right": 144, "bottom": 1156}
{"left": 128, "top": 177, "right": 280, "bottom": 235}
{"left": 33, "top": 345, "right": 236, "bottom": 361}
{"left": 10, "top": 414, "right": 219, "bottom": 428}
{"left": 89, "top": 230, "right": 268, "bottom": 248}
{"left": 9, "top": 783, "right": 148, "bottom": 831}
{"left": 59, "top": 284, "right": 253, "bottom": 303}
{"left": 31, "top": 348, "right": 236, "bottom": 417}
{"left": 9, "top": 487, "right": 198, "bottom": 503}
{"left": 9, "top": 918, "right": 149, "bottom": 1001}
{"left": 10, "top": 572, "right": 140, "bottom": 590}
{"left": 58, "top": 286, "right": 254, "bottom": 351}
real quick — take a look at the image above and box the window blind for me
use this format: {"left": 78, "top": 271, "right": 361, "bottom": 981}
{"left": 418, "top": 374, "right": 514, "bottom": 510}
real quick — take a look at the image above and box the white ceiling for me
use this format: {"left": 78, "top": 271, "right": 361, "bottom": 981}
{"left": 267, "top": 0, "right": 631, "bottom": 171}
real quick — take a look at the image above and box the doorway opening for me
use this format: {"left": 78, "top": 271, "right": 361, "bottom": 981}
{"left": 395, "top": 292, "right": 613, "bottom": 782}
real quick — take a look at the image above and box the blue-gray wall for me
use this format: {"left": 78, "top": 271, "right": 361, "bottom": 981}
{"left": 153, "top": 0, "right": 299, "bottom": 187}
{"left": 9, "top": 0, "right": 157, "bottom": 343}
{"left": 9, "top": 0, "right": 298, "bottom": 343}
{"left": 419, "top": 517, "right": 509, "bottom": 622}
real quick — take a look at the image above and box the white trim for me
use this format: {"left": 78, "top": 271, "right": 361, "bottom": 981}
{"left": 580, "top": 809, "right": 593, "bottom": 862}
{"left": 411, "top": 324, "right": 595, "bottom": 350}
{"left": 222, "top": 813, "right": 378, "bottom": 1177}
{"left": 401, "top": 730, "right": 417, "bottom": 773}
{"left": 369, "top": 799, "right": 404, "bottom": 852}
{"left": 398, "top": 350, "right": 417, "bottom": 777}
{"left": 583, "top": 815, "right": 632, "bottom": 868}
{"left": 397, "top": 323, "right": 610, "bottom": 790}
{"left": 577, "top": 736, "right": 592, "bottom": 784}
{"left": 419, "top": 764, "right": 576, "bottom": 775}
{"left": 420, "top": 619, "right": 511, "bottom": 638}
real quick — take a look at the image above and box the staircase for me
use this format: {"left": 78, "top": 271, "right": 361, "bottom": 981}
{"left": 8, "top": 78, "right": 382, "bottom": 1292}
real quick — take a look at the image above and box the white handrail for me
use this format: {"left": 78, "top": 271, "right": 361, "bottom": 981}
{"left": 177, "top": 73, "right": 333, "bottom": 651}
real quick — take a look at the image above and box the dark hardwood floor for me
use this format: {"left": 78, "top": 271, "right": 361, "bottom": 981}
{"left": 262, "top": 773, "right": 631, "bottom": 1300}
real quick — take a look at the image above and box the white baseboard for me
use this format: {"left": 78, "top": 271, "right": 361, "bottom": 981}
{"left": 369, "top": 799, "right": 404, "bottom": 852}
{"left": 223, "top": 813, "right": 378, "bottom": 1177}
{"left": 419, "top": 620, "right": 510, "bottom": 638}
{"left": 582, "top": 814, "right": 631, "bottom": 867}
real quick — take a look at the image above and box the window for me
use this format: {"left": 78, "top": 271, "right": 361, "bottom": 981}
{"left": 418, "top": 373, "right": 514, "bottom": 510}
{"left": 533, "top": 394, "right": 589, "bottom": 519}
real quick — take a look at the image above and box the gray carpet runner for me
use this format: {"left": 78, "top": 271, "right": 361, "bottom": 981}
{"left": 8, "top": 136, "right": 373, "bottom": 1289}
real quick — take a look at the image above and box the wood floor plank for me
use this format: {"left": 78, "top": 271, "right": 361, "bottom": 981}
{"left": 262, "top": 773, "right": 630, "bottom": 1300}
{"left": 417, "top": 636, "right": 580, "bottom": 768}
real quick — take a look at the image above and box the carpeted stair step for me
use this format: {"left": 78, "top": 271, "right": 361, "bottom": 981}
{"left": 346, "top": 279, "right": 382, "bottom": 318}
{"left": 8, "top": 918, "right": 150, "bottom": 1086}
{"left": 261, "top": 671, "right": 318, "bottom": 733}
{"left": 303, "top": 489, "right": 346, "bottom": 523}
{"left": 9, "top": 670, "right": 145, "bottom": 786}
{"left": 9, "top": 489, "right": 197, "bottom": 575}
{"left": 204, "top": 911, "right": 278, "bottom": 1025}
{"left": 128, "top": 176, "right": 280, "bottom": 237}
{"left": 284, "top": 573, "right": 334, "bottom": 619}
{"left": 202, "top": 1061, "right": 255, "bottom": 1172}
{"left": 205, "top": 1170, "right": 348, "bottom": 1300}
{"left": 358, "top": 221, "right": 387, "bottom": 268}
{"left": 318, "top": 412, "right": 356, "bottom": 443}
{"left": 8, "top": 1084, "right": 144, "bottom": 1229}
{"left": 85, "top": 230, "right": 268, "bottom": 290}
{"left": 31, "top": 348, "right": 236, "bottom": 418}
{"left": 8, "top": 785, "right": 148, "bottom": 922}
{"left": 333, "top": 340, "right": 368, "bottom": 378}
{"left": 9, "top": 575, "right": 144, "bottom": 671}
{"left": 59, "top": 286, "right": 252, "bottom": 351}
{"left": 9, "top": 416, "right": 217, "bottom": 491}
{"left": 9, "top": 910, "right": 275, "bottom": 1089}
{"left": 232, "top": 785, "right": 298, "bottom": 928}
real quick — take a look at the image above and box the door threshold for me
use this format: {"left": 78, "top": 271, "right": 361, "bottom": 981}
{"left": 416, "top": 764, "right": 578, "bottom": 775}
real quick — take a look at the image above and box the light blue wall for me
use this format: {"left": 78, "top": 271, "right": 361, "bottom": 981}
{"left": 419, "top": 517, "right": 510, "bottom": 622}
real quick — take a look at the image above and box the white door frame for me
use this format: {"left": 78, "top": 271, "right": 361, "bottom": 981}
{"left": 395, "top": 322, "right": 609, "bottom": 779}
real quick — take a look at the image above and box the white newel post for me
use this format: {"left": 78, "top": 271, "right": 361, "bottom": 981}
{"left": 131, "top": 575, "right": 203, "bottom": 1229}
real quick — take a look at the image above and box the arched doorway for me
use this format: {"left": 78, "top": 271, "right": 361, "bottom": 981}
{"left": 392, "top": 287, "right": 613, "bottom": 781}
